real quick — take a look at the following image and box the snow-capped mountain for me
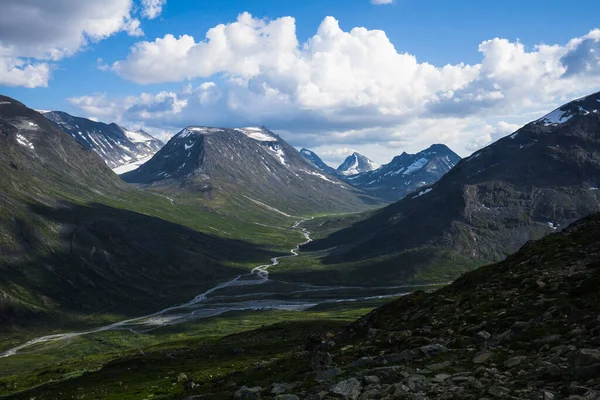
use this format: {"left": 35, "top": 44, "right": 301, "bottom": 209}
{"left": 346, "top": 144, "right": 461, "bottom": 201}
{"left": 308, "top": 90, "right": 600, "bottom": 276}
{"left": 122, "top": 127, "right": 378, "bottom": 214}
{"left": 300, "top": 148, "right": 341, "bottom": 177}
{"left": 337, "top": 152, "right": 380, "bottom": 176}
{"left": 43, "top": 111, "right": 164, "bottom": 170}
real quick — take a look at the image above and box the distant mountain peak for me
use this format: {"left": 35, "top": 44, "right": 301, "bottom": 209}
{"left": 343, "top": 144, "right": 461, "bottom": 202}
{"left": 43, "top": 111, "right": 164, "bottom": 170}
{"left": 299, "top": 148, "right": 339, "bottom": 177}
{"left": 337, "top": 152, "right": 380, "bottom": 176}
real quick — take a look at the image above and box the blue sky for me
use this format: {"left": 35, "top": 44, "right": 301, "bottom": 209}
{"left": 1, "top": 0, "right": 600, "bottom": 164}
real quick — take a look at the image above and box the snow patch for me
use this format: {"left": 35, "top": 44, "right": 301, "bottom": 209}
{"left": 237, "top": 127, "right": 277, "bottom": 142}
{"left": 403, "top": 158, "right": 428, "bottom": 175}
{"left": 412, "top": 188, "right": 432, "bottom": 199}
{"left": 268, "top": 144, "right": 287, "bottom": 165}
{"left": 547, "top": 222, "right": 558, "bottom": 230}
{"left": 112, "top": 156, "right": 153, "bottom": 175}
{"left": 538, "top": 108, "right": 573, "bottom": 126}
{"left": 16, "top": 134, "right": 34, "bottom": 150}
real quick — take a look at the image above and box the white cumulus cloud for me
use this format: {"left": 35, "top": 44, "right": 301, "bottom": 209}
{"left": 72, "top": 14, "right": 600, "bottom": 160}
{"left": 0, "top": 0, "right": 166, "bottom": 88}
{"left": 141, "top": 0, "right": 167, "bottom": 19}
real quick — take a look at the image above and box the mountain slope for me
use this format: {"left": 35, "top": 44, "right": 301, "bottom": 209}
{"left": 10, "top": 213, "right": 600, "bottom": 399}
{"left": 122, "top": 127, "right": 380, "bottom": 215}
{"left": 43, "top": 111, "right": 163, "bottom": 169}
{"left": 306, "top": 91, "right": 600, "bottom": 282}
{"left": 337, "top": 152, "right": 379, "bottom": 176}
{"left": 300, "top": 148, "right": 340, "bottom": 177}
{"left": 0, "top": 96, "right": 284, "bottom": 329}
{"left": 346, "top": 144, "right": 461, "bottom": 201}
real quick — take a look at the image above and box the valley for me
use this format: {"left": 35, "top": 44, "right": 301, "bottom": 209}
{"left": 1, "top": 89, "right": 600, "bottom": 400}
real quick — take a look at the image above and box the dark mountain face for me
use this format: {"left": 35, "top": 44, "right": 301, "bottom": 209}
{"left": 345, "top": 144, "right": 461, "bottom": 201}
{"left": 123, "top": 127, "right": 379, "bottom": 214}
{"left": 337, "top": 152, "right": 379, "bottom": 176}
{"left": 0, "top": 96, "right": 274, "bottom": 327}
{"left": 43, "top": 111, "right": 163, "bottom": 169}
{"left": 0, "top": 98, "right": 123, "bottom": 196}
{"left": 300, "top": 148, "right": 340, "bottom": 177}
{"left": 307, "top": 91, "right": 600, "bottom": 275}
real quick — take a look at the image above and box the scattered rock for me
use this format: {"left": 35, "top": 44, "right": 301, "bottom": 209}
{"left": 271, "top": 383, "right": 297, "bottom": 395}
{"left": 330, "top": 378, "right": 362, "bottom": 400}
{"left": 569, "top": 349, "right": 600, "bottom": 367}
{"left": 351, "top": 357, "right": 374, "bottom": 367}
{"left": 362, "top": 375, "right": 380, "bottom": 385}
{"left": 543, "top": 390, "right": 555, "bottom": 400}
{"left": 473, "top": 351, "right": 494, "bottom": 364}
{"left": 384, "top": 350, "right": 416, "bottom": 364}
{"left": 488, "top": 385, "right": 510, "bottom": 397}
{"left": 234, "top": 386, "right": 262, "bottom": 400}
{"left": 315, "top": 367, "right": 342, "bottom": 382}
{"left": 177, "top": 373, "right": 188, "bottom": 382}
{"left": 477, "top": 330, "right": 492, "bottom": 341}
{"left": 504, "top": 356, "right": 526, "bottom": 368}
{"left": 311, "top": 352, "right": 333, "bottom": 371}
{"left": 274, "top": 395, "right": 299, "bottom": 400}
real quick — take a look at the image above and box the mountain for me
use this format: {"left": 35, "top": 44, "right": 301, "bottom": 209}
{"left": 337, "top": 152, "right": 380, "bottom": 176}
{"left": 300, "top": 148, "right": 340, "bottom": 177}
{"left": 0, "top": 96, "right": 283, "bottom": 329}
{"left": 305, "top": 91, "right": 600, "bottom": 284}
{"left": 43, "top": 111, "right": 163, "bottom": 169}
{"left": 122, "top": 127, "right": 379, "bottom": 215}
{"left": 345, "top": 144, "right": 461, "bottom": 201}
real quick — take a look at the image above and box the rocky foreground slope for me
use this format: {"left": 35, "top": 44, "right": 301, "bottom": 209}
{"left": 211, "top": 213, "right": 600, "bottom": 399}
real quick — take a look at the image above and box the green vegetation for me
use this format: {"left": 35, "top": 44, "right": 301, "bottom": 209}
{"left": 0, "top": 300, "right": 392, "bottom": 399}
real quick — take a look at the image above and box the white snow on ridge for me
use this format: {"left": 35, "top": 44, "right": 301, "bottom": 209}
{"left": 0, "top": 101, "right": 11, "bottom": 105}
{"left": 122, "top": 127, "right": 155, "bottom": 144}
{"left": 179, "top": 127, "right": 222, "bottom": 138}
{"left": 16, "top": 134, "right": 34, "bottom": 150}
{"left": 538, "top": 108, "right": 573, "bottom": 126}
{"left": 237, "top": 127, "right": 277, "bottom": 142}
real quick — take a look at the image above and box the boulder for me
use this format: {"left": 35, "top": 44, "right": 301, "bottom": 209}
{"left": 330, "top": 378, "right": 362, "bottom": 400}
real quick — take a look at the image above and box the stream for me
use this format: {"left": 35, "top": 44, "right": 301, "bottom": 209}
{"left": 1, "top": 217, "right": 420, "bottom": 358}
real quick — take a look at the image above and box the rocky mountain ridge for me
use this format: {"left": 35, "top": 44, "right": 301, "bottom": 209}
{"left": 123, "top": 126, "right": 379, "bottom": 215}
{"left": 305, "top": 90, "right": 600, "bottom": 283}
{"left": 43, "top": 111, "right": 163, "bottom": 169}
{"left": 345, "top": 144, "right": 461, "bottom": 201}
